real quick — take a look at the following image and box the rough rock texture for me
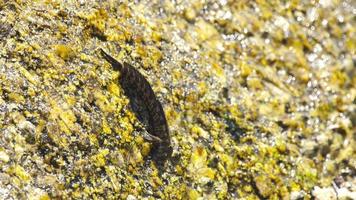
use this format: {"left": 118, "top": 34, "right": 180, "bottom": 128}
{"left": 0, "top": 0, "right": 355, "bottom": 199}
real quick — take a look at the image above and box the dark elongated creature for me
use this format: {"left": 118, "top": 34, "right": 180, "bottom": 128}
{"left": 100, "top": 49, "right": 172, "bottom": 164}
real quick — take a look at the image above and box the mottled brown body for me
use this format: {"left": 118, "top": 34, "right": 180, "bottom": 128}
{"left": 100, "top": 49, "right": 172, "bottom": 164}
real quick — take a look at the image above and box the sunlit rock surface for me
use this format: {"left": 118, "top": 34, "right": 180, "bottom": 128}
{"left": 0, "top": 0, "right": 355, "bottom": 199}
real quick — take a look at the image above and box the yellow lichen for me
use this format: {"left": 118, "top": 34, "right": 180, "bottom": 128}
{"left": 188, "top": 189, "right": 201, "bottom": 200}
{"left": 55, "top": 44, "right": 74, "bottom": 60}
{"left": 101, "top": 118, "right": 112, "bottom": 134}
{"left": 8, "top": 92, "right": 25, "bottom": 103}
{"left": 8, "top": 165, "right": 31, "bottom": 182}
{"left": 91, "top": 149, "right": 109, "bottom": 167}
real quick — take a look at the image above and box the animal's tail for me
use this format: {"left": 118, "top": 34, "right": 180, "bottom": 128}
{"left": 100, "top": 48, "right": 123, "bottom": 71}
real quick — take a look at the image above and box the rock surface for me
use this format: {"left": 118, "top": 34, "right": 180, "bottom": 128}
{"left": 0, "top": 0, "right": 355, "bottom": 199}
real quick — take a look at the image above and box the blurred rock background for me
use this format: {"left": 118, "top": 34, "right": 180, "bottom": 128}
{"left": 0, "top": 0, "right": 355, "bottom": 199}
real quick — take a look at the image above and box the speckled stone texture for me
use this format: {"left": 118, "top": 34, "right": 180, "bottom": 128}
{"left": 0, "top": 0, "right": 355, "bottom": 199}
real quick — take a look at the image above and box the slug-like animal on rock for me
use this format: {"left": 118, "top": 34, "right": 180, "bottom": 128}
{"left": 100, "top": 49, "right": 172, "bottom": 165}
